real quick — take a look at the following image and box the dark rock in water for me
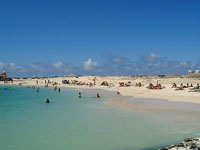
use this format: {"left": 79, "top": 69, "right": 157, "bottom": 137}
{"left": 176, "top": 143, "right": 184, "bottom": 147}
{"left": 160, "top": 148, "right": 168, "bottom": 150}
{"left": 158, "top": 138, "right": 200, "bottom": 150}
{"left": 185, "top": 138, "right": 194, "bottom": 142}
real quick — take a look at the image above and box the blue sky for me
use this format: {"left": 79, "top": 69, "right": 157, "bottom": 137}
{"left": 0, "top": 0, "right": 200, "bottom": 76}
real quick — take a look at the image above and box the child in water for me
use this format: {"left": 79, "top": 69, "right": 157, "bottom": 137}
{"left": 45, "top": 99, "right": 50, "bottom": 103}
{"left": 96, "top": 93, "right": 100, "bottom": 98}
{"left": 78, "top": 92, "right": 81, "bottom": 98}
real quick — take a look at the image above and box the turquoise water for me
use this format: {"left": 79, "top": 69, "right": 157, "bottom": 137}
{"left": 0, "top": 86, "right": 199, "bottom": 150}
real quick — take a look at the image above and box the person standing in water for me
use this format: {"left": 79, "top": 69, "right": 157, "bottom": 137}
{"left": 58, "top": 88, "right": 61, "bottom": 93}
{"left": 96, "top": 93, "right": 100, "bottom": 98}
{"left": 45, "top": 99, "right": 50, "bottom": 103}
{"left": 54, "top": 86, "right": 57, "bottom": 91}
{"left": 78, "top": 92, "right": 81, "bottom": 98}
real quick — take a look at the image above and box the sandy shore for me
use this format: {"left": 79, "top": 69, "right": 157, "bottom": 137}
{"left": 1, "top": 76, "right": 200, "bottom": 106}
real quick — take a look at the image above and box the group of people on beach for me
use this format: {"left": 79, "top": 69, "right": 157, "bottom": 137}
{"left": 172, "top": 83, "right": 200, "bottom": 91}
{"left": 146, "top": 83, "right": 165, "bottom": 89}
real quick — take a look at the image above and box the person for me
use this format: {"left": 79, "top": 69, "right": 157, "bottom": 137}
{"left": 45, "top": 99, "right": 50, "bottom": 103}
{"left": 78, "top": 92, "right": 81, "bottom": 98}
{"left": 45, "top": 83, "right": 48, "bottom": 88}
{"left": 187, "top": 83, "right": 189, "bottom": 88}
{"left": 175, "top": 83, "right": 184, "bottom": 90}
{"left": 146, "top": 83, "right": 153, "bottom": 89}
{"left": 116, "top": 91, "right": 121, "bottom": 95}
{"left": 191, "top": 83, "right": 200, "bottom": 90}
{"left": 196, "top": 83, "right": 200, "bottom": 89}
{"left": 96, "top": 93, "right": 100, "bottom": 98}
{"left": 36, "top": 80, "right": 38, "bottom": 84}
{"left": 54, "top": 86, "right": 57, "bottom": 91}
{"left": 58, "top": 88, "right": 61, "bottom": 93}
{"left": 37, "top": 87, "right": 39, "bottom": 93}
{"left": 172, "top": 83, "right": 177, "bottom": 88}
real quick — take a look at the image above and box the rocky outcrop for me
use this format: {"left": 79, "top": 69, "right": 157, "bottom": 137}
{"left": 159, "top": 138, "right": 200, "bottom": 150}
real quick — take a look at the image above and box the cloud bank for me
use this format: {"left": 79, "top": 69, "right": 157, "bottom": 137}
{"left": 0, "top": 53, "right": 200, "bottom": 77}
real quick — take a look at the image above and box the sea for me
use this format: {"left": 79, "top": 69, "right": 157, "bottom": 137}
{"left": 0, "top": 85, "right": 200, "bottom": 150}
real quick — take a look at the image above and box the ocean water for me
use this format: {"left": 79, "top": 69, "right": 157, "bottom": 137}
{"left": 0, "top": 86, "right": 199, "bottom": 150}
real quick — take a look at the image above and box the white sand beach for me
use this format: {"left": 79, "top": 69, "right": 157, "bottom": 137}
{"left": 1, "top": 75, "right": 200, "bottom": 104}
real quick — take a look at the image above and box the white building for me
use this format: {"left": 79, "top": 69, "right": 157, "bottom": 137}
{"left": 188, "top": 70, "right": 200, "bottom": 74}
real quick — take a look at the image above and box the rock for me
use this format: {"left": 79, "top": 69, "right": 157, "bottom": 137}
{"left": 158, "top": 138, "right": 200, "bottom": 150}
{"left": 190, "top": 145, "right": 197, "bottom": 149}
{"left": 184, "top": 138, "right": 193, "bottom": 142}
{"left": 160, "top": 148, "right": 168, "bottom": 150}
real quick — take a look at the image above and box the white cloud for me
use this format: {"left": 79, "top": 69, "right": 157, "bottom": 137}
{"left": 30, "top": 64, "right": 38, "bottom": 69}
{"left": 150, "top": 53, "right": 161, "bottom": 59}
{"left": 53, "top": 61, "right": 63, "bottom": 68}
{"left": 83, "top": 58, "right": 97, "bottom": 71}
{"left": 1, "top": 53, "right": 200, "bottom": 77}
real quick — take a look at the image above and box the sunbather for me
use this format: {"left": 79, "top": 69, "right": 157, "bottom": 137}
{"left": 190, "top": 84, "right": 200, "bottom": 90}
{"left": 136, "top": 82, "right": 142, "bottom": 87}
{"left": 172, "top": 83, "right": 177, "bottom": 88}
{"left": 146, "top": 83, "right": 154, "bottom": 89}
{"left": 175, "top": 83, "right": 184, "bottom": 90}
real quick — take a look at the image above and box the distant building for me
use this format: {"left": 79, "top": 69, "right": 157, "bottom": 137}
{"left": 0, "top": 71, "right": 7, "bottom": 80}
{"left": 188, "top": 70, "right": 200, "bottom": 75}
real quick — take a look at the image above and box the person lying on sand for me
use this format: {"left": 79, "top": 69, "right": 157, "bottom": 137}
{"left": 136, "top": 82, "right": 142, "bottom": 87}
{"left": 146, "top": 83, "right": 154, "bottom": 89}
{"left": 172, "top": 83, "right": 177, "bottom": 88}
{"left": 175, "top": 83, "right": 184, "bottom": 90}
{"left": 189, "top": 84, "right": 200, "bottom": 92}
{"left": 154, "top": 84, "right": 163, "bottom": 89}
{"left": 190, "top": 84, "right": 200, "bottom": 90}
{"left": 146, "top": 83, "right": 164, "bottom": 90}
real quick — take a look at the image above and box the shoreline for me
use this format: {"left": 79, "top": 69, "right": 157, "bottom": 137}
{"left": 1, "top": 76, "right": 200, "bottom": 103}
{"left": 1, "top": 79, "right": 200, "bottom": 114}
{"left": 1, "top": 75, "right": 200, "bottom": 114}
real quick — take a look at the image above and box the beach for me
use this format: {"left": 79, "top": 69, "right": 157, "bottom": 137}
{"left": 2, "top": 75, "right": 200, "bottom": 104}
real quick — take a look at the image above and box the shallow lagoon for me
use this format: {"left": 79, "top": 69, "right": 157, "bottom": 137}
{"left": 0, "top": 86, "right": 199, "bottom": 150}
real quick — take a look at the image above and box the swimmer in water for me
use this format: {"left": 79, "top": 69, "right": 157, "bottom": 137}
{"left": 96, "top": 93, "right": 100, "bottom": 98}
{"left": 54, "top": 86, "right": 57, "bottom": 91}
{"left": 116, "top": 91, "right": 121, "bottom": 95}
{"left": 58, "top": 88, "right": 61, "bottom": 93}
{"left": 37, "top": 87, "right": 39, "bottom": 93}
{"left": 78, "top": 92, "right": 81, "bottom": 98}
{"left": 45, "top": 99, "right": 50, "bottom": 103}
